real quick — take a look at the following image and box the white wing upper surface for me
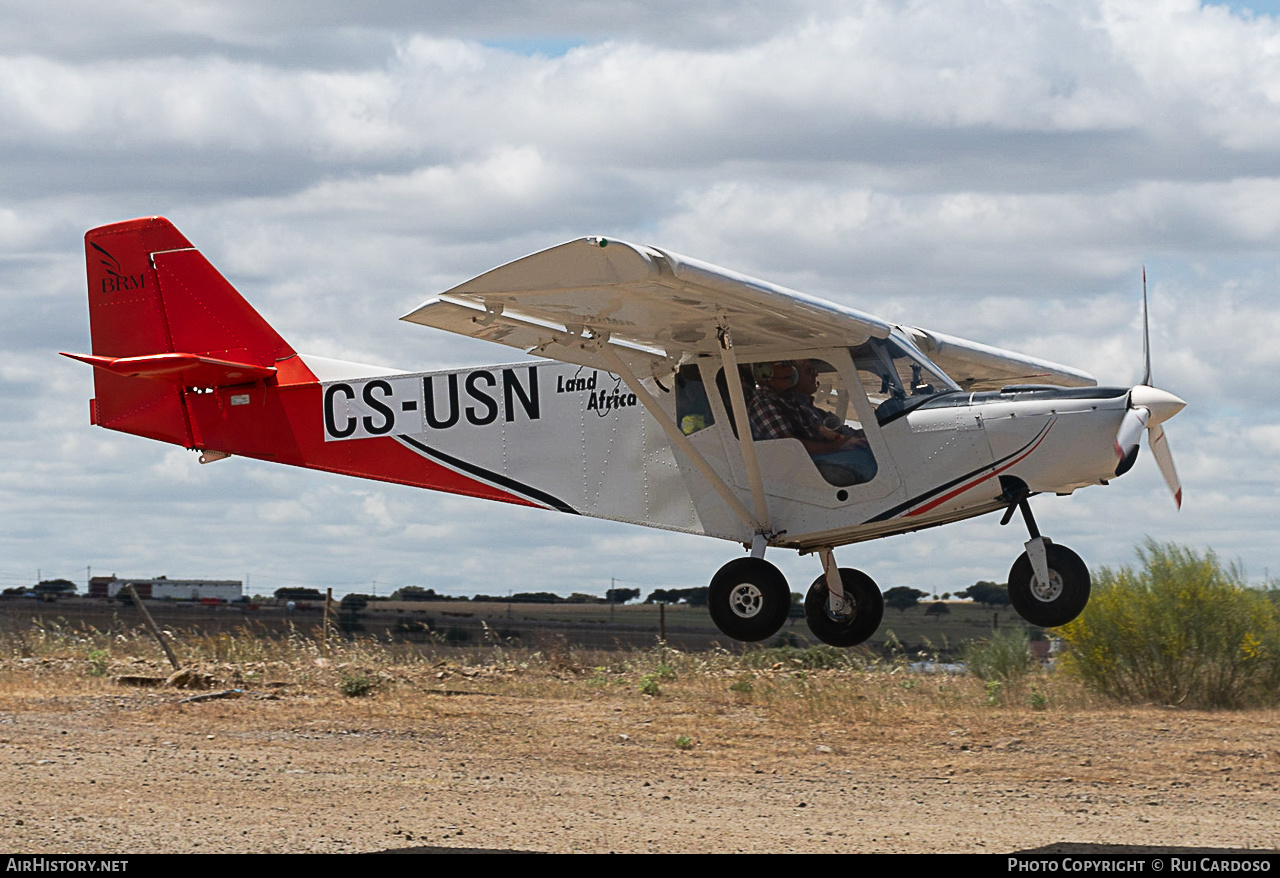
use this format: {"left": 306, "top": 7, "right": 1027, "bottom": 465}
{"left": 402, "top": 236, "right": 1096, "bottom": 389}
{"left": 402, "top": 238, "right": 891, "bottom": 376}
{"left": 896, "top": 326, "right": 1097, "bottom": 390}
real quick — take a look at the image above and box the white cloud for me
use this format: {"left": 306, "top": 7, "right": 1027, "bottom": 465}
{"left": 2, "top": 0, "right": 1278, "bottom": 601}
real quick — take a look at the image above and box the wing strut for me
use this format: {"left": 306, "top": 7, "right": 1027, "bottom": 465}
{"left": 592, "top": 342, "right": 764, "bottom": 536}
{"left": 716, "top": 326, "right": 772, "bottom": 535}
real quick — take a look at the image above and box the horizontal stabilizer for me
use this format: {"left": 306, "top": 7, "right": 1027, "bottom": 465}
{"left": 61, "top": 351, "right": 276, "bottom": 387}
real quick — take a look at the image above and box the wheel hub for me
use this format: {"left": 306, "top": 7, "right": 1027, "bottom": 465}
{"left": 1030, "top": 569, "right": 1064, "bottom": 602}
{"left": 728, "top": 583, "right": 764, "bottom": 618}
{"left": 826, "top": 592, "right": 854, "bottom": 620}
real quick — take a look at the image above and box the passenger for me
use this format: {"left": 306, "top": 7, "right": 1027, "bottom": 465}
{"left": 747, "top": 360, "right": 877, "bottom": 486}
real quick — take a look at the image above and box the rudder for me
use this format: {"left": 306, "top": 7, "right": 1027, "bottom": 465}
{"left": 71, "top": 217, "right": 301, "bottom": 448}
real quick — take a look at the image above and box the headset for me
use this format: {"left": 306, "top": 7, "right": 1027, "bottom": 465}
{"left": 753, "top": 361, "right": 799, "bottom": 388}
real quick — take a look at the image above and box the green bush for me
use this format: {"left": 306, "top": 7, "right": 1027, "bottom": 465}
{"left": 338, "top": 671, "right": 376, "bottom": 697}
{"left": 1059, "top": 540, "right": 1280, "bottom": 709}
{"left": 961, "top": 629, "right": 1033, "bottom": 682}
{"left": 86, "top": 648, "right": 110, "bottom": 677}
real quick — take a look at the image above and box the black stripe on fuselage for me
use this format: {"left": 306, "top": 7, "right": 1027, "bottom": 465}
{"left": 397, "top": 435, "right": 580, "bottom": 515}
{"left": 864, "top": 422, "right": 1052, "bottom": 523}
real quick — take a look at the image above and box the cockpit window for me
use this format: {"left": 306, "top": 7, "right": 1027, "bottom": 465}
{"left": 714, "top": 358, "right": 878, "bottom": 487}
{"left": 675, "top": 363, "right": 715, "bottom": 435}
{"left": 851, "top": 335, "right": 960, "bottom": 423}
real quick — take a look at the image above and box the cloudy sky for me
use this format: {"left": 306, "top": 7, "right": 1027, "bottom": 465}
{"left": 3, "top": 0, "right": 1278, "bottom": 600}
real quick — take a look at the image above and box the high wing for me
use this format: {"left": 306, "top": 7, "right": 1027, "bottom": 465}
{"left": 401, "top": 237, "right": 892, "bottom": 377}
{"left": 895, "top": 326, "right": 1097, "bottom": 390}
{"left": 402, "top": 236, "right": 1096, "bottom": 389}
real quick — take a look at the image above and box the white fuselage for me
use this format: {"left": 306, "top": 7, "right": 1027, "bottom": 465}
{"left": 317, "top": 351, "right": 1133, "bottom": 552}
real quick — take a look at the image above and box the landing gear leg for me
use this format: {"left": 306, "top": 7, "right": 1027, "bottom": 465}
{"left": 999, "top": 483, "right": 1092, "bottom": 628}
{"left": 819, "top": 547, "right": 847, "bottom": 614}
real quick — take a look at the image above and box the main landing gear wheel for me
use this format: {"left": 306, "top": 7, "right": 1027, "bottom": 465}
{"left": 708, "top": 557, "right": 792, "bottom": 643}
{"left": 1007, "top": 543, "right": 1091, "bottom": 628}
{"left": 804, "top": 568, "right": 884, "bottom": 647}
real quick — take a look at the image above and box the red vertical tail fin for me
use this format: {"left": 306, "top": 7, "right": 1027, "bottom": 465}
{"left": 67, "top": 216, "right": 304, "bottom": 448}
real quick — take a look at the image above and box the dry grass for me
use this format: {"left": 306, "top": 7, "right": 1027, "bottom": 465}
{"left": 6, "top": 621, "right": 1280, "bottom": 853}
{"left": 0, "top": 620, "right": 1108, "bottom": 734}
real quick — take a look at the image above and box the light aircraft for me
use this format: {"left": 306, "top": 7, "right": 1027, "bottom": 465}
{"left": 64, "top": 217, "right": 1185, "bottom": 646}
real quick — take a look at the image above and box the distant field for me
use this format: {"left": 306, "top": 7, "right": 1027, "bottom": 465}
{"left": 1, "top": 595, "right": 1031, "bottom": 656}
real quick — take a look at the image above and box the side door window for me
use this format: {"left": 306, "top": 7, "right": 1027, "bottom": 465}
{"left": 714, "top": 357, "right": 879, "bottom": 489}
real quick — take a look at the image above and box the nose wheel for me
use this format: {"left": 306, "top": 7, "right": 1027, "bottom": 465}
{"left": 1007, "top": 542, "right": 1091, "bottom": 628}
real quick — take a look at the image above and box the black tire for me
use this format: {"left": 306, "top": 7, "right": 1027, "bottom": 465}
{"left": 804, "top": 568, "right": 884, "bottom": 647}
{"left": 708, "top": 558, "right": 792, "bottom": 642}
{"left": 1007, "top": 543, "right": 1091, "bottom": 628}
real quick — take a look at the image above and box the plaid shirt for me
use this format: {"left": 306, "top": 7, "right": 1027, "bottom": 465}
{"left": 748, "top": 385, "right": 827, "bottom": 443}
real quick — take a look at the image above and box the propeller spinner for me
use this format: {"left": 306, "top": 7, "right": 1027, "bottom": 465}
{"left": 1113, "top": 268, "right": 1185, "bottom": 508}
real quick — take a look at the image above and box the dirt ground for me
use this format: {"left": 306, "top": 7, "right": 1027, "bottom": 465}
{"left": 1, "top": 668, "right": 1278, "bottom": 855}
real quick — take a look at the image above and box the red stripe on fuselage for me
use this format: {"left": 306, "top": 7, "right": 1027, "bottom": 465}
{"left": 183, "top": 378, "right": 541, "bottom": 509}
{"left": 902, "top": 421, "right": 1055, "bottom": 518}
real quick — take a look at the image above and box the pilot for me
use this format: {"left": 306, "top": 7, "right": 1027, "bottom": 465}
{"left": 747, "top": 360, "right": 877, "bottom": 487}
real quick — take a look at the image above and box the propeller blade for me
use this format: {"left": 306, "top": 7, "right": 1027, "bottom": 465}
{"left": 1148, "top": 422, "right": 1182, "bottom": 509}
{"left": 1127, "top": 269, "right": 1183, "bottom": 508}
{"left": 1142, "top": 266, "right": 1152, "bottom": 387}
{"left": 1114, "top": 405, "right": 1149, "bottom": 460}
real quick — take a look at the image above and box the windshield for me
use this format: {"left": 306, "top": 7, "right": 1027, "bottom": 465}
{"left": 850, "top": 334, "right": 960, "bottom": 423}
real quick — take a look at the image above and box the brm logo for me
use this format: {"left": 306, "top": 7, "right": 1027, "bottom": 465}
{"left": 91, "top": 241, "right": 146, "bottom": 294}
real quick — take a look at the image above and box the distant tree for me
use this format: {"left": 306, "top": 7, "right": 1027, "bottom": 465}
{"left": 959, "top": 580, "right": 1011, "bottom": 608}
{"left": 393, "top": 587, "right": 463, "bottom": 602}
{"left": 565, "top": 593, "right": 606, "bottom": 604}
{"left": 884, "top": 586, "right": 928, "bottom": 613}
{"left": 644, "top": 587, "right": 708, "bottom": 606}
{"left": 508, "top": 592, "right": 563, "bottom": 603}
{"left": 340, "top": 594, "right": 370, "bottom": 611}
{"left": 924, "top": 601, "right": 951, "bottom": 616}
{"left": 34, "top": 579, "right": 77, "bottom": 596}
{"left": 682, "top": 587, "right": 710, "bottom": 607}
{"left": 606, "top": 587, "right": 641, "bottom": 605}
{"left": 789, "top": 592, "right": 805, "bottom": 618}
{"left": 274, "top": 587, "right": 323, "bottom": 601}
